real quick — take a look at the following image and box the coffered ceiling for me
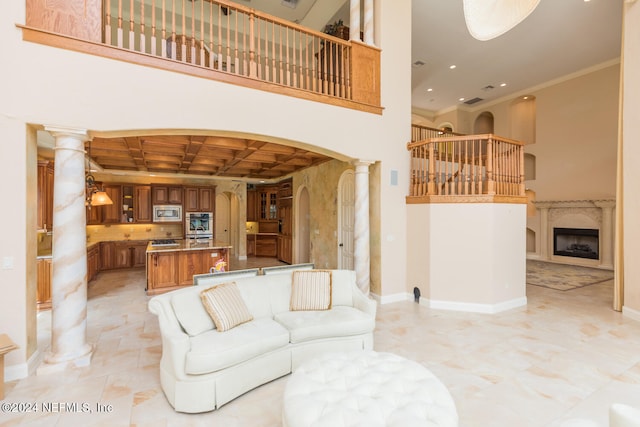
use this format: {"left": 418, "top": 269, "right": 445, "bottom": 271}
{"left": 86, "top": 135, "right": 331, "bottom": 180}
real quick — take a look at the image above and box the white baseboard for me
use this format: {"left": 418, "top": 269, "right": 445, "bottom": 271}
{"left": 429, "top": 297, "right": 527, "bottom": 314}
{"left": 622, "top": 305, "right": 640, "bottom": 322}
{"left": 5, "top": 349, "right": 41, "bottom": 382}
{"left": 369, "top": 292, "right": 411, "bottom": 305}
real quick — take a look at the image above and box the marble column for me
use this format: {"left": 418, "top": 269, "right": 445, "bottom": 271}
{"left": 350, "top": 0, "right": 361, "bottom": 42}
{"left": 595, "top": 200, "right": 616, "bottom": 269}
{"left": 364, "top": 0, "right": 374, "bottom": 45}
{"left": 39, "top": 127, "right": 93, "bottom": 374}
{"left": 353, "top": 160, "right": 374, "bottom": 295}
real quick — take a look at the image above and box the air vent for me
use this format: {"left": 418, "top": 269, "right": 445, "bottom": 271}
{"left": 464, "top": 97, "right": 483, "bottom": 105}
{"left": 281, "top": 0, "right": 298, "bottom": 8}
{"left": 412, "top": 60, "right": 426, "bottom": 67}
{"left": 481, "top": 85, "right": 495, "bottom": 91}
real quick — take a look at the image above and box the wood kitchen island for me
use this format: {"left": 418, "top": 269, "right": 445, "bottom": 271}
{"left": 146, "top": 239, "right": 231, "bottom": 295}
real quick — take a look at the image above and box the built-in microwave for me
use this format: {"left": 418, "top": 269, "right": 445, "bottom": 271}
{"left": 153, "top": 205, "right": 183, "bottom": 222}
{"left": 185, "top": 212, "right": 213, "bottom": 239}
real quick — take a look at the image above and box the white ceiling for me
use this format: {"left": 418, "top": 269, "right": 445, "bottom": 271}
{"left": 248, "top": 0, "right": 624, "bottom": 114}
{"left": 411, "top": 0, "right": 623, "bottom": 113}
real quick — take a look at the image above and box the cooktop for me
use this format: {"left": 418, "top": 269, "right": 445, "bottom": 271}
{"left": 151, "top": 239, "right": 179, "bottom": 246}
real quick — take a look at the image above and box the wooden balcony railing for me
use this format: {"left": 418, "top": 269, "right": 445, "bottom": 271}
{"left": 22, "top": 0, "right": 381, "bottom": 113}
{"left": 407, "top": 126, "right": 526, "bottom": 203}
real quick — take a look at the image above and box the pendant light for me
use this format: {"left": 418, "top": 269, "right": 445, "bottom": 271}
{"left": 85, "top": 140, "right": 113, "bottom": 208}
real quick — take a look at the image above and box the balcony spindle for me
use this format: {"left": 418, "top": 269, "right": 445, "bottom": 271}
{"left": 117, "top": 0, "right": 123, "bottom": 48}
{"left": 140, "top": 0, "right": 145, "bottom": 54}
{"left": 249, "top": 13, "right": 260, "bottom": 79}
{"left": 105, "top": 0, "right": 112, "bottom": 45}
{"left": 209, "top": 4, "right": 214, "bottom": 69}
{"left": 151, "top": 0, "right": 157, "bottom": 56}
{"left": 129, "top": 0, "right": 134, "bottom": 50}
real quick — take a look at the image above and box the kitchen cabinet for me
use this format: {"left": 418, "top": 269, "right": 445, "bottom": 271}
{"left": 87, "top": 244, "right": 100, "bottom": 282}
{"left": 37, "top": 160, "right": 54, "bottom": 231}
{"left": 101, "top": 184, "right": 123, "bottom": 223}
{"left": 147, "top": 252, "right": 179, "bottom": 291}
{"left": 132, "top": 243, "right": 148, "bottom": 267}
{"left": 246, "top": 188, "right": 258, "bottom": 221}
{"left": 258, "top": 186, "right": 278, "bottom": 221}
{"left": 134, "top": 185, "right": 152, "bottom": 223}
{"left": 152, "top": 185, "right": 183, "bottom": 205}
{"left": 100, "top": 240, "right": 147, "bottom": 270}
{"left": 100, "top": 241, "right": 116, "bottom": 270}
{"left": 184, "top": 186, "right": 215, "bottom": 212}
{"left": 36, "top": 258, "right": 52, "bottom": 311}
{"left": 114, "top": 242, "right": 133, "bottom": 269}
{"left": 122, "top": 185, "right": 135, "bottom": 223}
{"left": 255, "top": 234, "right": 278, "bottom": 257}
{"left": 146, "top": 243, "right": 231, "bottom": 295}
{"left": 246, "top": 234, "right": 256, "bottom": 256}
{"left": 177, "top": 251, "right": 206, "bottom": 286}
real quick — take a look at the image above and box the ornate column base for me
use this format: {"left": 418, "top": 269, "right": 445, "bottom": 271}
{"left": 37, "top": 344, "right": 94, "bottom": 375}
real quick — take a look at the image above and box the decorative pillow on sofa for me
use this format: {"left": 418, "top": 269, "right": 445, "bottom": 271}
{"left": 200, "top": 282, "right": 254, "bottom": 332}
{"left": 290, "top": 270, "right": 332, "bottom": 311}
{"left": 171, "top": 291, "right": 215, "bottom": 336}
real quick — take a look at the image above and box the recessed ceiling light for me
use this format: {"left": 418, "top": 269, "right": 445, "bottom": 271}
{"left": 523, "top": 96, "right": 529, "bottom": 100}
{"left": 500, "top": 83, "right": 507, "bottom": 87}
{"left": 459, "top": 97, "right": 465, "bottom": 101}
{"left": 449, "top": 65, "right": 457, "bottom": 70}
{"left": 427, "top": 88, "right": 433, "bottom": 92}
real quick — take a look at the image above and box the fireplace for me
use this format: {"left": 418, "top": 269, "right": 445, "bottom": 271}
{"left": 553, "top": 228, "right": 599, "bottom": 260}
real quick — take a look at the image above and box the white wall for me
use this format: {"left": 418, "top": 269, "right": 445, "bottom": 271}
{"left": 0, "top": 0, "right": 412, "bottom": 374}
{"left": 408, "top": 203, "right": 527, "bottom": 313}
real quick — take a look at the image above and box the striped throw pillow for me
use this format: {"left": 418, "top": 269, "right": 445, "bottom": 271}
{"left": 200, "top": 282, "right": 253, "bottom": 332}
{"left": 290, "top": 270, "right": 332, "bottom": 311}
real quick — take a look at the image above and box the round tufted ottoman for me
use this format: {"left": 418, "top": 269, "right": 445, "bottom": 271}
{"left": 282, "top": 351, "right": 458, "bottom": 427}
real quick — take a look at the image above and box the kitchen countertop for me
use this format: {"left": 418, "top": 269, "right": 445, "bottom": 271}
{"left": 146, "top": 239, "right": 232, "bottom": 253}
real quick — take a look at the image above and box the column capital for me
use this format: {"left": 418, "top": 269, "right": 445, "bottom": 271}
{"left": 352, "top": 159, "right": 375, "bottom": 170}
{"left": 44, "top": 126, "right": 90, "bottom": 142}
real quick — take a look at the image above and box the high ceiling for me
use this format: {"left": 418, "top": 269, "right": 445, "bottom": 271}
{"left": 410, "top": 0, "right": 623, "bottom": 113}
{"left": 39, "top": 1, "right": 625, "bottom": 179}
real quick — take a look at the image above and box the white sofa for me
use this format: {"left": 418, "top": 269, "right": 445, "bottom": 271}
{"left": 148, "top": 267, "right": 377, "bottom": 413}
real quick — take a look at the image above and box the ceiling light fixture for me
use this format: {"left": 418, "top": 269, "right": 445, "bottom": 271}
{"left": 463, "top": 0, "right": 541, "bottom": 41}
{"left": 85, "top": 141, "right": 113, "bottom": 209}
{"left": 449, "top": 65, "right": 457, "bottom": 69}
{"left": 427, "top": 88, "right": 433, "bottom": 92}
{"left": 500, "top": 83, "right": 507, "bottom": 87}
{"left": 459, "top": 97, "right": 465, "bottom": 101}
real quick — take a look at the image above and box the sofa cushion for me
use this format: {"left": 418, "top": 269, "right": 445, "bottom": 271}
{"left": 200, "top": 282, "right": 254, "bottom": 332}
{"left": 185, "top": 318, "right": 290, "bottom": 374}
{"left": 170, "top": 290, "right": 215, "bottom": 336}
{"left": 274, "top": 306, "right": 374, "bottom": 343}
{"left": 290, "top": 270, "right": 332, "bottom": 311}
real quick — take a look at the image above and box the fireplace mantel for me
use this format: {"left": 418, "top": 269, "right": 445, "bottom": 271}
{"left": 530, "top": 199, "right": 615, "bottom": 269}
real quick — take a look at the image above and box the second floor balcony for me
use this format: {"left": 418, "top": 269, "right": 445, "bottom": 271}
{"left": 407, "top": 125, "right": 527, "bottom": 204}
{"left": 22, "top": 0, "right": 381, "bottom": 114}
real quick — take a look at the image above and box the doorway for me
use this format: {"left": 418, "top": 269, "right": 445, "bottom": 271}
{"left": 337, "top": 169, "right": 355, "bottom": 270}
{"left": 295, "top": 186, "right": 310, "bottom": 264}
{"left": 215, "top": 193, "right": 231, "bottom": 253}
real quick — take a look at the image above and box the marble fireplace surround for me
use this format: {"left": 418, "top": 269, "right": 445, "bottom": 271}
{"left": 533, "top": 199, "right": 615, "bottom": 269}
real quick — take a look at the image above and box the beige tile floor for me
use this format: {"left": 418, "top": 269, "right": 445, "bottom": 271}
{"left": 3, "top": 262, "right": 640, "bottom": 427}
